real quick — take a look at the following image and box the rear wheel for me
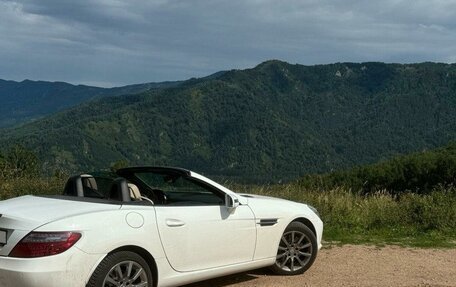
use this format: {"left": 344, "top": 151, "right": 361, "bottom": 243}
{"left": 270, "top": 222, "right": 317, "bottom": 275}
{"left": 87, "top": 251, "right": 153, "bottom": 287}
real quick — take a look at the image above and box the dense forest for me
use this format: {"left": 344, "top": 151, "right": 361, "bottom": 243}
{"left": 1, "top": 60, "right": 456, "bottom": 181}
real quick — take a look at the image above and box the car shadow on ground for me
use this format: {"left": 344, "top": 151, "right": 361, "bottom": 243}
{"left": 181, "top": 268, "right": 274, "bottom": 287}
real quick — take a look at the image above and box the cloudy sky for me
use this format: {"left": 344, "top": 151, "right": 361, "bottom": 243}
{"left": 1, "top": 0, "right": 456, "bottom": 87}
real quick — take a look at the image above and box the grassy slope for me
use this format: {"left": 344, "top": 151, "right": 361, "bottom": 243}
{"left": 235, "top": 184, "right": 456, "bottom": 247}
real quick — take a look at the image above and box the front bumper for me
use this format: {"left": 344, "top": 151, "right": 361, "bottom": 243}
{"left": 0, "top": 246, "right": 104, "bottom": 287}
{"left": 316, "top": 217, "right": 324, "bottom": 250}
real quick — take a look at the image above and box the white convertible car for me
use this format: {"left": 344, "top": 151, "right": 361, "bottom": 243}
{"left": 0, "top": 166, "right": 323, "bottom": 287}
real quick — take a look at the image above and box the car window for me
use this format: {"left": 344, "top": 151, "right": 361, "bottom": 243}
{"left": 135, "top": 172, "right": 225, "bottom": 206}
{"left": 79, "top": 171, "right": 119, "bottom": 198}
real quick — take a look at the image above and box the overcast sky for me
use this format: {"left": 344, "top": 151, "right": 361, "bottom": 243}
{"left": 1, "top": 0, "right": 455, "bottom": 87}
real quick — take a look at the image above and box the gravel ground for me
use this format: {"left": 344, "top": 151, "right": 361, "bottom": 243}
{"left": 183, "top": 245, "right": 456, "bottom": 287}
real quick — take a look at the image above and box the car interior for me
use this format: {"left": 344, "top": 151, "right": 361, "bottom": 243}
{"left": 62, "top": 168, "right": 225, "bottom": 206}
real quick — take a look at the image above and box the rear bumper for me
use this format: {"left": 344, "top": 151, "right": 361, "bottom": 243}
{"left": 0, "top": 247, "right": 104, "bottom": 287}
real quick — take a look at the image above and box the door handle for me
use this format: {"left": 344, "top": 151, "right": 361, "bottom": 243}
{"left": 166, "top": 219, "right": 185, "bottom": 227}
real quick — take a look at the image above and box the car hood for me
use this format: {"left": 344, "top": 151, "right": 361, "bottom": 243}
{"left": 238, "top": 193, "right": 310, "bottom": 219}
{"left": 0, "top": 195, "right": 120, "bottom": 231}
{"left": 239, "top": 193, "right": 286, "bottom": 199}
{"left": 238, "top": 194, "right": 302, "bottom": 206}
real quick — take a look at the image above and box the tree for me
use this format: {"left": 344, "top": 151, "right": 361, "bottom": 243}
{"left": 4, "top": 145, "right": 39, "bottom": 178}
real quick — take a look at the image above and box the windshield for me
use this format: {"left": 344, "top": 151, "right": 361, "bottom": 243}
{"left": 133, "top": 171, "right": 225, "bottom": 206}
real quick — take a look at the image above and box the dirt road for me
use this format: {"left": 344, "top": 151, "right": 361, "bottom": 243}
{"left": 184, "top": 245, "right": 456, "bottom": 287}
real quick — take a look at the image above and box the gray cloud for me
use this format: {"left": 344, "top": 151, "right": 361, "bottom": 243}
{"left": 1, "top": 0, "right": 455, "bottom": 86}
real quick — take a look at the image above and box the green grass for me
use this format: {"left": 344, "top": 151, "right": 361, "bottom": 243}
{"left": 1, "top": 177, "right": 455, "bottom": 248}
{"left": 231, "top": 184, "right": 456, "bottom": 248}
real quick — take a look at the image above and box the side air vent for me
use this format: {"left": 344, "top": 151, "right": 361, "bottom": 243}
{"left": 259, "top": 218, "right": 278, "bottom": 227}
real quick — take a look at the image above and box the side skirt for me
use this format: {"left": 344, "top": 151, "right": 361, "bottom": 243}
{"left": 157, "top": 257, "right": 275, "bottom": 287}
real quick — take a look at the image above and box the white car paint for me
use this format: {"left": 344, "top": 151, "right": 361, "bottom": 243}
{"left": 0, "top": 169, "right": 323, "bottom": 287}
{"left": 154, "top": 204, "right": 256, "bottom": 272}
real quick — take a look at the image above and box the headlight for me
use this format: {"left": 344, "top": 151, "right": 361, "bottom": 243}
{"left": 307, "top": 204, "right": 321, "bottom": 219}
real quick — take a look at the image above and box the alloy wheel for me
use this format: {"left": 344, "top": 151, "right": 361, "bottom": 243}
{"left": 275, "top": 230, "right": 313, "bottom": 272}
{"left": 102, "top": 260, "right": 148, "bottom": 287}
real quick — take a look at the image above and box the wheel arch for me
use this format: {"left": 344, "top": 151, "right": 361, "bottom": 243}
{"left": 291, "top": 217, "right": 316, "bottom": 237}
{"left": 108, "top": 245, "right": 158, "bottom": 287}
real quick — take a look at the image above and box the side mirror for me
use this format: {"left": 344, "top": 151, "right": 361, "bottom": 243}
{"left": 225, "top": 194, "right": 240, "bottom": 209}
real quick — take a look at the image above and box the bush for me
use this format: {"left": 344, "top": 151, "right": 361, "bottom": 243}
{"left": 0, "top": 145, "right": 40, "bottom": 179}
{"left": 0, "top": 177, "right": 64, "bottom": 200}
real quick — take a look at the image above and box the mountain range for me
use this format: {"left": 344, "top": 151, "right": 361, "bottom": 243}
{"left": 0, "top": 79, "right": 182, "bottom": 128}
{"left": 1, "top": 60, "right": 456, "bottom": 182}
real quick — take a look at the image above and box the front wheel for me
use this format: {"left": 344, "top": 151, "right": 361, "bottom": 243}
{"left": 270, "top": 221, "right": 318, "bottom": 275}
{"left": 87, "top": 251, "right": 153, "bottom": 287}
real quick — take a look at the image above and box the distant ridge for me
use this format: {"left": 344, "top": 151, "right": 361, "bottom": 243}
{"left": 0, "top": 78, "right": 183, "bottom": 128}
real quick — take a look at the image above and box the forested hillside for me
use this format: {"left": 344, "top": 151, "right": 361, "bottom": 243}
{"left": 0, "top": 79, "right": 182, "bottom": 127}
{"left": 298, "top": 141, "right": 456, "bottom": 194}
{"left": 1, "top": 60, "right": 456, "bottom": 181}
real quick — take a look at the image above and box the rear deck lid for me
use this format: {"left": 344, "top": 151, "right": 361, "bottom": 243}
{"left": 0, "top": 195, "right": 120, "bottom": 230}
{"left": 0, "top": 195, "right": 120, "bottom": 256}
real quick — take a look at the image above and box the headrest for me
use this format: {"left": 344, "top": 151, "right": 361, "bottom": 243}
{"left": 109, "top": 178, "right": 131, "bottom": 202}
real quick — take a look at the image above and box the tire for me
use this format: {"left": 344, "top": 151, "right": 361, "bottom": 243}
{"left": 270, "top": 221, "right": 318, "bottom": 275}
{"left": 87, "top": 251, "right": 153, "bottom": 287}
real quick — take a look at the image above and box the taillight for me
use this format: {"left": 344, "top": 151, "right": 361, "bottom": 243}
{"left": 9, "top": 231, "right": 81, "bottom": 258}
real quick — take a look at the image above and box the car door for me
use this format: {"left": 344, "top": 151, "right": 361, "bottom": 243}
{"left": 152, "top": 175, "right": 256, "bottom": 272}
